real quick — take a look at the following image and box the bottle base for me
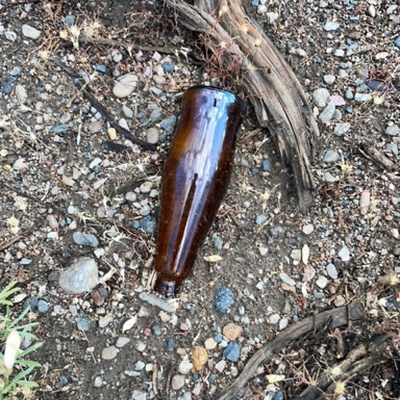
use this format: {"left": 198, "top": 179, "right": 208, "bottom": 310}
{"left": 154, "top": 276, "right": 179, "bottom": 298}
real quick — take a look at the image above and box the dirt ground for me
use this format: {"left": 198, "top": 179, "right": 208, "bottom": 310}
{"left": 1, "top": 0, "right": 400, "bottom": 399}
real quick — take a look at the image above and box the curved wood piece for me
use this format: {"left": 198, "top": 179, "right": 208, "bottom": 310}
{"left": 166, "top": 0, "right": 320, "bottom": 212}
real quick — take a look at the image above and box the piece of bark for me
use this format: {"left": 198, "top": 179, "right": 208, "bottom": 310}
{"left": 215, "top": 303, "right": 364, "bottom": 400}
{"left": 165, "top": 0, "right": 320, "bottom": 212}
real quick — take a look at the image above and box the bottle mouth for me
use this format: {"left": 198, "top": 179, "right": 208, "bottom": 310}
{"left": 154, "top": 276, "right": 179, "bottom": 298}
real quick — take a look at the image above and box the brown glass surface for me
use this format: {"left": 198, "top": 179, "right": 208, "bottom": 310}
{"left": 154, "top": 86, "right": 245, "bottom": 297}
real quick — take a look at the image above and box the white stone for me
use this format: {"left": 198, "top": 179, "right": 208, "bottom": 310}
{"left": 338, "top": 246, "right": 351, "bottom": 261}
{"left": 178, "top": 360, "right": 193, "bottom": 374}
{"left": 316, "top": 275, "right": 328, "bottom": 289}
{"left": 113, "top": 73, "right": 138, "bottom": 98}
{"left": 22, "top": 24, "right": 41, "bottom": 39}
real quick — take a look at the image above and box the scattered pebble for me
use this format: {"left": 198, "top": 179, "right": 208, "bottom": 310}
{"left": 178, "top": 360, "right": 193, "bottom": 375}
{"left": 22, "top": 24, "right": 41, "bottom": 39}
{"left": 113, "top": 73, "right": 138, "bottom": 98}
{"left": 354, "top": 93, "right": 372, "bottom": 103}
{"left": 59, "top": 257, "right": 99, "bottom": 294}
{"left": 279, "top": 272, "right": 296, "bottom": 286}
{"left": 76, "top": 317, "right": 92, "bottom": 332}
{"left": 102, "top": 346, "right": 119, "bottom": 360}
{"left": 223, "top": 342, "right": 240, "bottom": 362}
{"left": 338, "top": 246, "right": 351, "bottom": 262}
{"left": 37, "top": 299, "right": 49, "bottom": 314}
{"left": 323, "top": 149, "right": 340, "bottom": 163}
{"left": 324, "top": 21, "right": 340, "bottom": 31}
{"left": 385, "top": 125, "right": 400, "bottom": 136}
{"left": 316, "top": 275, "right": 328, "bottom": 289}
{"left": 326, "top": 263, "right": 338, "bottom": 279}
{"left": 146, "top": 127, "right": 159, "bottom": 144}
{"left": 73, "top": 231, "right": 99, "bottom": 247}
{"left": 222, "top": 323, "right": 243, "bottom": 341}
{"left": 323, "top": 74, "right": 336, "bottom": 85}
{"left": 302, "top": 224, "right": 314, "bottom": 235}
{"left": 318, "top": 103, "right": 336, "bottom": 123}
{"left": 214, "top": 288, "right": 235, "bottom": 314}
{"left": 312, "top": 88, "right": 330, "bottom": 108}
{"left": 160, "top": 115, "right": 177, "bottom": 134}
{"left": 171, "top": 375, "right": 185, "bottom": 390}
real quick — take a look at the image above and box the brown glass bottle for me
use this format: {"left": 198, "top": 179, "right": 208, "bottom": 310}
{"left": 154, "top": 86, "right": 245, "bottom": 297}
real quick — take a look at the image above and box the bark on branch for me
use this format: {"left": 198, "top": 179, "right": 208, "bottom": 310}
{"left": 165, "top": 0, "right": 320, "bottom": 212}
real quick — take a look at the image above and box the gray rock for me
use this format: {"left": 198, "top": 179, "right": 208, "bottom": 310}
{"left": 113, "top": 74, "right": 138, "bottom": 98}
{"left": 76, "top": 316, "right": 92, "bottom": 331}
{"left": 122, "top": 105, "right": 133, "bottom": 119}
{"left": 318, "top": 103, "right": 336, "bottom": 123}
{"left": 59, "top": 257, "right": 99, "bottom": 294}
{"left": 385, "top": 125, "right": 400, "bottom": 136}
{"left": 146, "top": 127, "right": 159, "bottom": 144}
{"left": 354, "top": 93, "right": 372, "bottom": 103}
{"left": 223, "top": 342, "right": 240, "bottom": 362}
{"left": 323, "top": 149, "right": 340, "bottom": 163}
{"left": 160, "top": 115, "right": 177, "bottom": 134}
{"left": 386, "top": 143, "right": 398, "bottom": 156}
{"left": 149, "top": 107, "right": 163, "bottom": 121}
{"left": 22, "top": 24, "right": 41, "bottom": 39}
{"left": 326, "top": 263, "right": 338, "bottom": 279}
{"left": 312, "top": 88, "right": 330, "bottom": 108}
{"left": 171, "top": 375, "right": 185, "bottom": 390}
{"left": 323, "top": 74, "right": 336, "bottom": 85}
{"left": 395, "top": 36, "right": 400, "bottom": 49}
{"left": 73, "top": 231, "right": 99, "bottom": 247}
{"left": 338, "top": 246, "right": 351, "bottom": 262}
{"left": 334, "top": 122, "right": 351, "bottom": 136}
{"left": 279, "top": 272, "right": 295, "bottom": 286}
{"left": 131, "top": 390, "right": 147, "bottom": 400}
{"left": 102, "top": 346, "right": 119, "bottom": 360}
{"left": 345, "top": 87, "right": 354, "bottom": 99}
{"left": 324, "top": 21, "right": 340, "bottom": 31}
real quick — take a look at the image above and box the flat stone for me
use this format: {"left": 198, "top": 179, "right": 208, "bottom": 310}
{"left": 323, "top": 149, "right": 340, "bottom": 163}
{"left": 279, "top": 272, "right": 295, "bottom": 286}
{"left": 116, "top": 337, "right": 130, "bottom": 348}
{"left": 268, "top": 313, "right": 280, "bottom": 324}
{"left": 334, "top": 122, "right": 351, "bottom": 136}
{"left": 131, "top": 390, "right": 147, "bottom": 400}
{"left": 354, "top": 93, "right": 372, "bottom": 103}
{"left": 386, "top": 125, "right": 400, "bottom": 136}
{"left": 222, "top": 323, "right": 243, "bottom": 341}
{"left": 278, "top": 318, "right": 289, "bottom": 330}
{"left": 205, "top": 338, "right": 217, "bottom": 350}
{"left": 338, "top": 246, "right": 351, "bottom": 261}
{"left": 223, "top": 342, "right": 240, "bottom": 362}
{"left": 171, "top": 375, "right": 185, "bottom": 390}
{"left": 178, "top": 360, "right": 193, "bottom": 374}
{"left": 146, "top": 127, "right": 159, "bottom": 144}
{"left": 22, "top": 24, "right": 41, "bottom": 39}
{"left": 324, "top": 21, "right": 340, "bottom": 31}
{"left": 318, "top": 103, "right": 336, "bottom": 123}
{"left": 59, "top": 257, "right": 99, "bottom": 294}
{"left": 101, "top": 345, "right": 119, "bottom": 360}
{"left": 323, "top": 74, "right": 336, "bottom": 85}
{"left": 113, "top": 73, "right": 138, "bottom": 98}
{"left": 302, "top": 224, "right": 314, "bottom": 235}
{"left": 312, "top": 88, "right": 330, "bottom": 108}
{"left": 73, "top": 231, "right": 99, "bottom": 247}
{"left": 326, "top": 263, "right": 338, "bottom": 279}
{"left": 316, "top": 275, "right": 328, "bottom": 289}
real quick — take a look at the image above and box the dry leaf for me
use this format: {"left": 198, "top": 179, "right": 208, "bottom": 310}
{"left": 192, "top": 346, "right": 208, "bottom": 371}
{"left": 203, "top": 255, "right": 222, "bottom": 263}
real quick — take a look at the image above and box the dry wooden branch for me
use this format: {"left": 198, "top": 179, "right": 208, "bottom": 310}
{"left": 215, "top": 303, "right": 364, "bottom": 400}
{"left": 166, "top": 0, "right": 320, "bottom": 212}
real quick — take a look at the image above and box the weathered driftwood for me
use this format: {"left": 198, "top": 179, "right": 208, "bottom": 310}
{"left": 215, "top": 304, "right": 365, "bottom": 400}
{"left": 166, "top": 0, "right": 320, "bottom": 212}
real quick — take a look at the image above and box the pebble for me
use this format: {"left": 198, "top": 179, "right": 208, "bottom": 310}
{"left": 107, "top": 128, "right": 117, "bottom": 140}
{"left": 22, "top": 24, "right": 41, "bottom": 39}
{"left": 395, "top": 36, "right": 400, "bottom": 49}
{"left": 162, "top": 62, "right": 174, "bottom": 73}
{"left": 386, "top": 143, "right": 398, "bottom": 156}
{"left": 385, "top": 125, "right": 400, "bottom": 136}
{"left": 152, "top": 324, "right": 162, "bottom": 336}
{"left": 102, "top": 346, "right": 119, "bottom": 360}
{"left": 312, "top": 88, "right": 330, "bottom": 108}
{"left": 278, "top": 318, "right": 289, "bottom": 330}
{"left": 316, "top": 275, "right": 328, "bottom": 289}
{"left": 324, "top": 21, "right": 340, "bottom": 31}
{"left": 334, "top": 295, "right": 346, "bottom": 307}
{"left": 10, "top": 67, "right": 21, "bottom": 76}
{"left": 354, "top": 93, "right": 372, "bottom": 103}
{"left": 326, "top": 263, "right": 338, "bottom": 279}
{"left": 302, "top": 224, "right": 314, "bottom": 235}
{"left": 223, "top": 342, "right": 240, "bottom": 362}
{"left": 140, "top": 204, "right": 151, "bottom": 216}
{"left": 255, "top": 214, "right": 267, "bottom": 225}
{"left": 146, "top": 127, "right": 160, "bottom": 144}
{"left": 95, "top": 65, "right": 106, "bottom": 74}
{"left": 262, "top": 160, "right": 271, "bottom": 171}
{"left": 338, "top": 246, "right": 351, "bottom": 261}
{"left": 131, "top": 390, "right": 147, "bottom": 400}
{"left": 52, "top": 125, "right": 69, "bottom": 134}
{"left": 367, "top": 80, "right": 387, "bottom": 92}
{"left": 178, "top": 360, "right": 193, "bottom": 374}
{"left": 171, "top": 375, "right": 185, "bottom": 390}
{"left": 323, "top": 74, "right": 336, "bottom": 85}
{"left": 93, "top": 376, "right": 103, "bottom": 387}
{"left": 89, "top": 120, "right": 103, "bottom": 133}
{"left": 279, "top": 272, "right": 295, "bottom": 286}
{"left": 214, "top": 288, "right": 235, "bottom": 314}
{"left": 268, "top": 313, "right": 280, "bottom": 324}
{"left": 73, "top": 231, "right": 99, "bottom": 247}
{"left": 59, "top": 257, "right": 99, "bottom": 294}
{"left": 140, "top": 216, "right": 157, "bottom": 235}
{"left": 15, "top": 84, "right": 27, "bottom": 104}
{"left": 150, "top": 107, "right": 163, "bottom": 121}
{"left": 76, "top": 317, "right": 92, "bottom": 331}
{"left": 318, "top": 103, "right": 336, "bottom": 123}
{"left": 290, "top": 249, "right": 301, "bottom": 262}
{"left": 135, "top": 361, "right": 145, "bottom": 371}
{"left": 334, "top": 122, "right": 351, "bottom": 136}
{"left": 126, "top": 192, "right": 137, "bottom": 202}
{"left": 65, "top": 15, "right": 75, "bottom": 27}
{"left": 223, "top": 323, "right": 243, "bottom": 341}
{"left": 115, "top": 337, "right": 130, "bottom": 348}
{"left": 323, "top": 149, "right": 340, "bottom": 163}
{"left": 37, "top": 299, "right": 49, "bottom": 313}
{"left": 113, "top": 73, "right": 138, "bottom": 98}
{"left": 205, "top": 338, "right": 217, "bottom": 350}
{"left": 122, "top": 105, "right": 133, "bottom": 119}
{"left": 160, "top": 115, "right": 177, "bottom": 134}
{"left": 138, "top": 292, "right": 178, "bottom": 313}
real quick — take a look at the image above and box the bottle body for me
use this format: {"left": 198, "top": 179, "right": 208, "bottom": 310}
{"left": 154, "top": 86, "right": 245, "bottom": 297}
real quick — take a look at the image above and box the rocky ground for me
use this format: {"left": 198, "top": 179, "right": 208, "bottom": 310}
{"left": 0, "top": 0, "right": 400, "bottom": 399}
